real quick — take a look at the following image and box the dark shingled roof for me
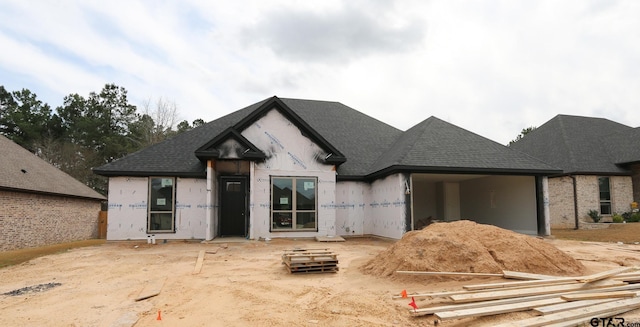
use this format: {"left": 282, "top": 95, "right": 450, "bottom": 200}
{"left": 94, "top": 100, "right": 264, "bottom": 177}
{"left": 0, "top": 135, "right": 105, "bottom": 200}
{"left": 368, "top": 117, "right": 560, "bottom": 176}
{"left": 95, "top": 96, "right": 561, "bottom": 179}
{"left": 510, "top": 114, "right": 637, "bottom": 175}
{"left": 602, "top": 127, "right": 640, "bottom": 166}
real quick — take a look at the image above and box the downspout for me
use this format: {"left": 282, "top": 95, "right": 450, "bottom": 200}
{"left": 571, "top": 175, "right": 579, "bottom": 230}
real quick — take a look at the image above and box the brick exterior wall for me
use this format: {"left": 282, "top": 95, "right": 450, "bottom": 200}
{"left": 548, "top": 176, "right": 576, "bottom": 228}
{"left": 548, "top": 175, "right": 634, "bottom": 229}
{"left": 0, "top": 190, "right": 102, "bottom": 251}
{"left": 611, "top": 175, "right": 634, "bottom": 214}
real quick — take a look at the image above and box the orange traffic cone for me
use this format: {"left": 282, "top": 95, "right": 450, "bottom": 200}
{"left": 157, "top": 310, "right": 162, "bottom": 321}
{"left": 401, "top": 289, "right": 407, "bottom": 298}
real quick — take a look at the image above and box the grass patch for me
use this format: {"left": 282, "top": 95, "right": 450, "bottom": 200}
{"left": 552, "top": 222, "right": 640, "bottom": 243}
{"left": 0, "top": 239, "right": 105, "bottom": 269}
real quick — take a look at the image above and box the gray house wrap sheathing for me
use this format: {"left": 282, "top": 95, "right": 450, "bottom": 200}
{"left": 0, "top": 135, "right": 106, "bottom": 251}
{"left": 94, "top": 96, "right": 560, "bottom": 241}
{"left": 510, "top": 114, "right": 640, "bottom": 228}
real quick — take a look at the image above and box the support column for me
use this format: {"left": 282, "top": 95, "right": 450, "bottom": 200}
{"left": 542, "top": 176, "right": 551, "bottom": 236}
{"left": 205, "top": 160, "right": 214, "bottom": 240}
{"left": 249, "top": 161, "right": 255, "bottom": 240}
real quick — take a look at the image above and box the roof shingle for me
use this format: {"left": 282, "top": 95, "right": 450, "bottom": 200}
{"left": 510, "top": 114, "right": 636, "bottom": 174}
{"left": 95, "top": 96, "right": 561, "bottom": 179}
{"left": 0, "top": 135, "right": 105, "bottom": 200}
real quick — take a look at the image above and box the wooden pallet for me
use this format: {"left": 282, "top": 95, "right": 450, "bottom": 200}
{"left": 282, "top": 249, "right": 339, "bottom": 274}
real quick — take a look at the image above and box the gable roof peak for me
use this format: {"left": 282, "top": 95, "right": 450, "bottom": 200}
{"left": 232, "top": 96, "right": 347, "bottom": 165}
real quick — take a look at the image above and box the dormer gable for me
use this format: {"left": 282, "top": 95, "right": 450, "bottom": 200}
{"left": 233, "top": 96, "right": 346, "bottom": 165}
{"left": 195, "top": 128, "right": 266, "bottom": 161}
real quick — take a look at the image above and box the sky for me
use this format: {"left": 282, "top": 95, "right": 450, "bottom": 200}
{"left": 1, "top": 0, "right": 639, "bottom": 145}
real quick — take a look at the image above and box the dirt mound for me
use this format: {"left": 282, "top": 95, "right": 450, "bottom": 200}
{"left": 361, "top": 220, "right": 585, "bottom": 278}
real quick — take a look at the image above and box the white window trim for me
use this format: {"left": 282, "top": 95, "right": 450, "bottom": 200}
{"left": 270, "top": 176, "right": 318, "bottom": 232}
{"left": 147, "top": 177, "right": 176, "bottom": 233}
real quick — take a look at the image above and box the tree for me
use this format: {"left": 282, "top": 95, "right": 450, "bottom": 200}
{"left": 0, "top": 87, "right": 60, "bottom": 152}
{"left": 176, "top": 118, "right": 206, "bottom": 134}
{"left": 131, "top": 97, "right": 204, "bottom": 147}
{"left": 57, "top": 84, "right": 138, "bottom": 160}
{"left": 1, "top": 84, "right": 202, "bottom": 195}
{"left": 508, "top": 126, "right": 536, "bottom": 146}
{"left": 128, "top": 97, "right": 180, "bottom": 147}
{"left": 56, "top": 84, "right": 138, "bottom": 193}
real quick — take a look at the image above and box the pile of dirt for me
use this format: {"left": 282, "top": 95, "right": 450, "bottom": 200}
{"left": 361, "top": 220, "right": 586, "bottom": 278}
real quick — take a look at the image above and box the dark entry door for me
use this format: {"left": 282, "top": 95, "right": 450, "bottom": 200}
{"left": 220, "top": 176, "right": 247, "bottom": 236}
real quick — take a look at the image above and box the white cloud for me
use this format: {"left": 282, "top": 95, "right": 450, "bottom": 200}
{"left": 1, "top": 0, "right": 639, "bottom": 144}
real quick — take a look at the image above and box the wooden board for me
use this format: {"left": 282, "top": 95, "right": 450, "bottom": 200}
{"left": 411, "top": 284, "right": 640, "bottom": 316}
{"left": 315, "top": 235, "right": 345, "bottom": 242}
{"left": 577, "top": 266, "right": 636, "bottom": 283}
{"left": 394, "top": 289, "right": 489, "bottom": 300}
{"left": 412, "top": 293, "right": 565, "bottom": 316}
{"left": 434, "top": 298, "right": 564, "bottom": 320}
{"left": 560, "top": 291, "right": 636, "bottom": 301}
{"left": 613, "top": 271, "right": 640, "bottom": 277}
{"left": 502, "top": 270, "right": 566, "bottom": 280}
{"left": 396, "top": 271, "right": 503, "bottom": 277}
{"left": 193, "top": 250, "right": 205, "bottom": 274}
{"left": 533, "top": 298, "right": 618, "bottom": 315}
{"left": 449, "top": 279, "right": 625, "bottom": 303}
{"left": 134, "top": 278, "right": 166, "bottom": 301}
{"left": 463, "top": 278, "right": 577, "bottom": 291}
{"left": 614, "top": 276, "right": 640, "bottom": 282}
{"left": 492, "top": 296, "right": 640, "bottom": 327}
{"left": 402, "top": 280, "right": 640, "bottom": 301}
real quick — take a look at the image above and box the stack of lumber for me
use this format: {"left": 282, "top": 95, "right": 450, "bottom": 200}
{"left": 282, "top": 248, "right": 339, "bottom": 274}
{"left": 396, "top": 267, "right": 640, "bottom": 326}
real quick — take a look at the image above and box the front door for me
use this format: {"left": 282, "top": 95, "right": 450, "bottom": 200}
{"left": 220, "top": 176, "right": 247, "bottom": 236}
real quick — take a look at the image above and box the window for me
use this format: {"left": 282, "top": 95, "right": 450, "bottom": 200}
{"left": 598, "top": 177, "right": 611, "bottom": 215}
{"left": 226, "top": 181, "right": 242, "bottom": 192}
{"left": 271, "top": 177, "right": 317, "bottom": 231}
{"left": 148, "top": 177, "right": 175, "bottom": 232}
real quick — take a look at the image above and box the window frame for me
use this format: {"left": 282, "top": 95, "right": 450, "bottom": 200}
{"left": 270, "top": 176, "right": 318, "bottom": 232}
{"left": 147, "top": 177, "right": 176, "bottom": 233}
{"left": 598, "top": 176, "right": 612, "bottom": 216}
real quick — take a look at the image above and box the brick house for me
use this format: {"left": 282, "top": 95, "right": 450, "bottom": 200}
{"left": 510, "top": 115, "right": 640, "bottom": 228}
{"left": 0, "top": 135, "right": 106, "bottom": 251}
{"left": 94, "top": 96, "right": 560, "bottom": 241}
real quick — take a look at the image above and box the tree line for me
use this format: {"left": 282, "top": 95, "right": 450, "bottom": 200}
{"left": 0, "top": 83, "right": 204, "bottom": 195}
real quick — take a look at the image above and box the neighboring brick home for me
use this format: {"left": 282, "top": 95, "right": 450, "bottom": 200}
{"left": 0, "top": 135, "right": 106, "bottom": 251}
{"left": 94, "top": 96, "right": 560, "bottom": 242}
{"left": 510, "top": 115, "right": 640, "bottom": 228}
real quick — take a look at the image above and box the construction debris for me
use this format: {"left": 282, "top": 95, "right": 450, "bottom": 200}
{"left": 315, "top": 235, "right": 345, "bottom": 242}
{"left": 282, "top": 249, "right": 339, "bottom": 274}
{"left": 395, "top": 267, "right": 640, "bottom": 326}
{"left": 134, "top": 277, "right": 166, "bottom": 302}
{"left": 2, "top": 282, "right": 62, "bottom": 296}
{"left": 193, "top": 250, "right": 205, "bottom": 274}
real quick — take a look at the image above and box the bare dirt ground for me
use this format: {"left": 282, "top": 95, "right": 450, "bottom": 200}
{"left": 1, "top": 228, "right": 640, "bottom": 326}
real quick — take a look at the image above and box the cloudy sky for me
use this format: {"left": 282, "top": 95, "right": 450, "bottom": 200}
{"left": 1, "top": 0, "right": 639, "bottom": 145}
